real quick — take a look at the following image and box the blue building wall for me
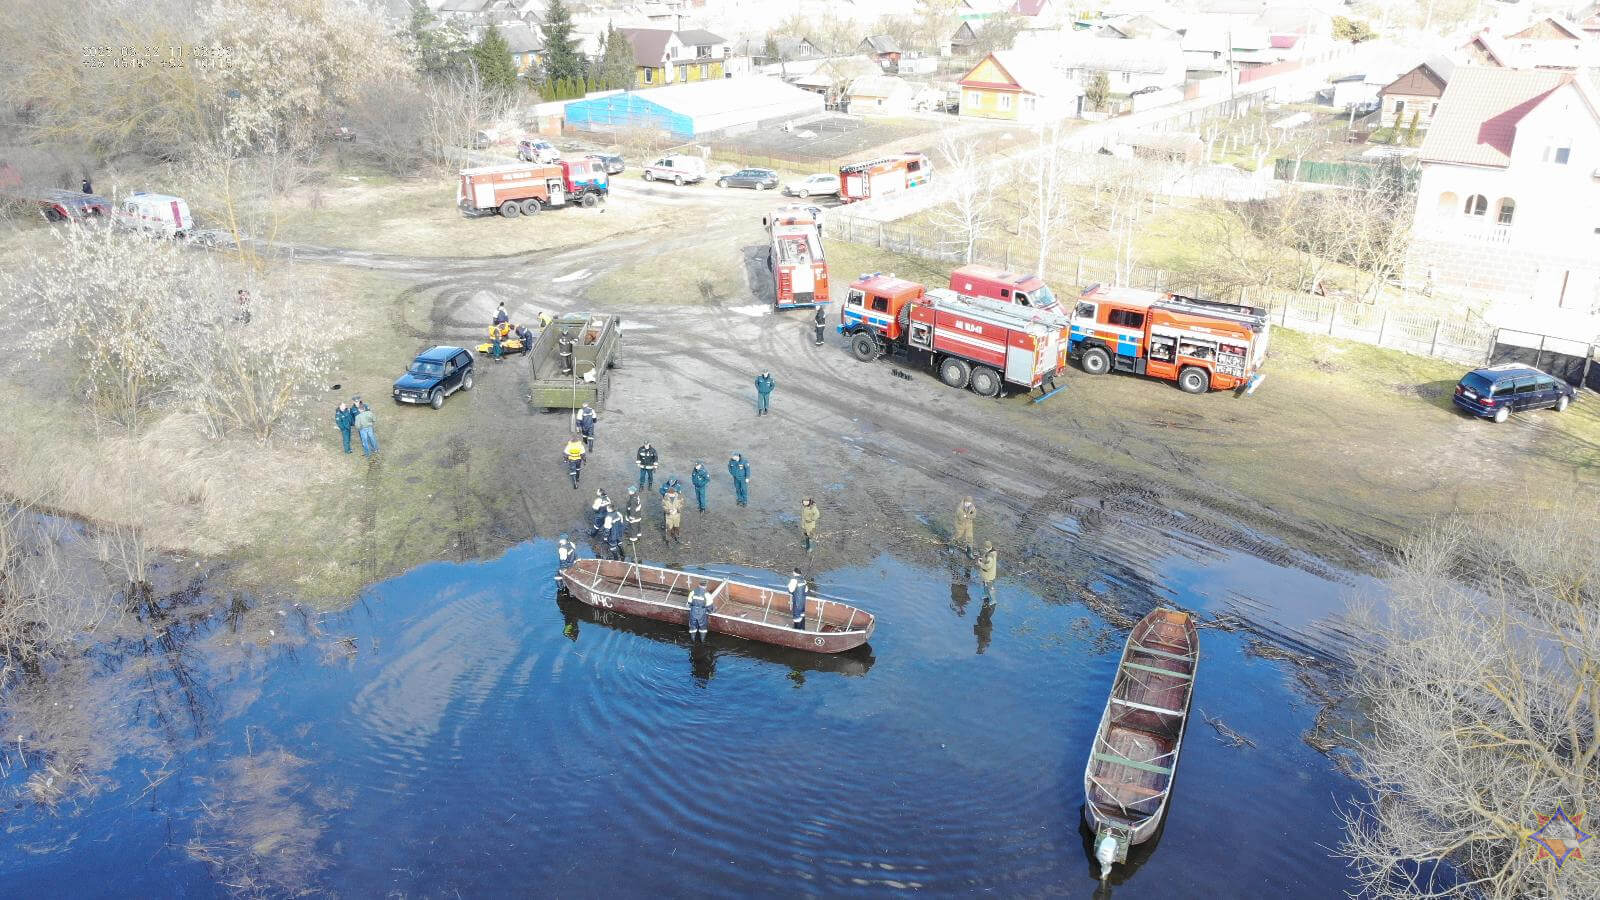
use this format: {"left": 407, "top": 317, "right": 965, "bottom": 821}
{"left": 564, "top": 93, "right": 694, "bottom": 139}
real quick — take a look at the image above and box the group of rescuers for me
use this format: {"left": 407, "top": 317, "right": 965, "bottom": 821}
{"left": 553, "top": 393, "right": 999, "bottom": 641}
{"left": 488, "top": 301, "right": 997, "bottom": 641}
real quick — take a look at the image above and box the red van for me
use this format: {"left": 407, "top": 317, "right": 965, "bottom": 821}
{"left": 949, "top": 265, "right": 1060, "bottom": 312}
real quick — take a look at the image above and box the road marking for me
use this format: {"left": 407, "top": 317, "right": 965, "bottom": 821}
{"left": 552, "top": 269, "right": 592, "bottom": 283}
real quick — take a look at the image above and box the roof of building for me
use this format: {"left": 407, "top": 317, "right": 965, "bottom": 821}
{"left": 848, "top": 74, "right": 912, "bottom": 97}
{"left": 498, "top": 22, "right": 544, "bottom": 53}
{"left": 596, "top": 74, "right": 820, "bottom": 118}
{"left": 676, "top": 28, "right": 727, "bottom": 46}
{"left": 437, "top": 0, "right": 492, "bottom": 12}
{"left": 618, "top": 28, "right": 673, "bottom": 67}
{"left": 1419, "top": 66, "right": 1570, "bottom": 168}
{"left": 1103, "top": 14, "right": 1178, "bottom": 40}
{"left": 861, "top": 35, "right": 902, "bottom": 54}
{"left": 1013, "top": 0, "right": 1052, "bottom": 15}
{"left": 962, "top": 49, "right": 1079, "bottom": 96}
{"left": 1505, "top": 15, "right": 1586, "bottom": 41}
{"left": 793, "top": 55, "right": 879, "bottom": 87}
{"left": 1036, "top": 32, "right": 1181, "bottom": 73}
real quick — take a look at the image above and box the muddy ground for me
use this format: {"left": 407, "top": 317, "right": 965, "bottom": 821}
{"left": 260, "top": 170, "right": 1600, "bottom": 655}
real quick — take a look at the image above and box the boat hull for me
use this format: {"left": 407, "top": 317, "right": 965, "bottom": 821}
{"left": 559, "top": 559, "right": 874, "bottom": 654}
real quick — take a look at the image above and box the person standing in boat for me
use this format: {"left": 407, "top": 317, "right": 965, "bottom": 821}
{"left": 688, "top": 580, "right": 714, "bottom": 640}
{"left": 788, "top": 569, "right": 808, "bottom": 631}
{"left": 690, "top": 462, "right": 711, "bottom": 512}
{"left": 978, "top": 542, "right": 998, "bottom": 604}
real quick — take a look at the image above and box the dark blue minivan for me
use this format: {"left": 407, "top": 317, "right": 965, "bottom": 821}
{"left": 1452, "top": 364, "right": 1575, "bottom": 423}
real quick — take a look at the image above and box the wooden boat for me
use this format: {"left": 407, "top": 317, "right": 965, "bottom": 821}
{"left": 558, "top": 559, "right": 875, "bottom": 653}
{"left": 1082, "top": 607, "right": 1199, "bottom": 879}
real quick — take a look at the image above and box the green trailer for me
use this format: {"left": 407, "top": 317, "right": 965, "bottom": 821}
{"left": 528, "top": 313, "right": 622, "bottom": 411}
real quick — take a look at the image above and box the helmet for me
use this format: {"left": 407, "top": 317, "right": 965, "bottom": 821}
{"left": 627, "top": 485, "right": 637, "bottom": 494}
{"left": 983, "top": 541, "right": 993, "bottom": 552}
{"left": 559, "top": 533, "right": 569, "bottom": 541}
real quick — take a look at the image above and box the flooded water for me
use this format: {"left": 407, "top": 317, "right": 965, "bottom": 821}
{"left": 1, "top": 534, "right": 1369, "bottom": 897}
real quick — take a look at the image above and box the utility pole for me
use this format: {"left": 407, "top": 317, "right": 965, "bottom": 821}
{"left": 1227, "top": 26, "right": 1236, "bottom": 109}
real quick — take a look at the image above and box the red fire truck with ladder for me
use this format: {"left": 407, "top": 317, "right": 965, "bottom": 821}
{"left": 838, "top": 274, "right": 1069, "bottom": 397}
{"left": 838, "top": 152, "right": 932, "bottom": 203}
{"left": 763, "top": 206, "right": 828, "bottom": 309}
{"left": 1069, "top": 284, "right": 1270, "bottom": 393}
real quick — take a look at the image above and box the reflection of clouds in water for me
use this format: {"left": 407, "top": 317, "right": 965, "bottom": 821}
{"left": 348, "top": 590, "right": 518, "bottom": 755}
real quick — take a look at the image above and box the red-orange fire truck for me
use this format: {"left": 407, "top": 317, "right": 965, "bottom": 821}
{"left": 838, "top": 152, "right": 932, "bottom": 203}
{"left": 1069, "top": 284, "right": 1270, "bottom": 393}
{"left": 838, "top": 274, "right": 1068, "bottom": 397}
{"left": 763, "top": 206, "right": 828, "bottom": 310}
{"left": 457, "top": 160, "right": 608, "bottom": 218}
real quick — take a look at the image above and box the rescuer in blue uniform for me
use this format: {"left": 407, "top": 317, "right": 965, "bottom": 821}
{"left": 556, "top": 534, "right": 577, "bottom": 580}
{"left": 691, "top": 462, "right": 711, "bottom": 512}
{"left": 728, "top": 453, "right": 750, "bottom": 507}
{"left": 754, "top": 371, "right": 775, "bottom": 416}
{"left": 635, "top": 442, "right": 659, "bottom": 491}
{"left": 605, "top": 508, "right": 626, "bottom": 560}
{"left": 590, "top": 489, "right": 610, "bottom": 536}
{"left": 687, "top": 581, "right": 714, "bottom": 640}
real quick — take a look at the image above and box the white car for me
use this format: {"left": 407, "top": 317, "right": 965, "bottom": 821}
{"left": 641, "top": 155, "right": 707, "bottom": 185}
{"left": 782, "top": 173, "right": 840, "bottom": 199}
{"left": 518, "top": 139, "right": 560, "bottom": 163}
{"left": 116, "top": 192, "right": 193, "bottom": 239}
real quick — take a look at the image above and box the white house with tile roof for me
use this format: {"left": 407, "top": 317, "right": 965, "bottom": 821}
{"left": 1409, "top": 66, "right": 1600, "bottom": 314}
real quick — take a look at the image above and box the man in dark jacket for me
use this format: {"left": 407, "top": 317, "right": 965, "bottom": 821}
{"left": 787, "top": 569, "right": 808, "bottom": 630}
{"left": 333, "top": 401, "right": 356, "bottom": 454}
{"left": 635, "top": 442, "right": 659, "bottom": 491}
{"left": 556, "top": 534, "right": 578, "bottom": 580}
{"left": 590, "top": 489, "right": 610, "bottom": 536}
{"left": 754, "top": 371, "right": 775, "bottom": 416}
{"left": 727, "top": 453, "right": 750, "bottom": 506}
{"left": 604, "top": 508, "right": 626, "bottom": 560}
{"left": 493, "top": 301, "right": 509, "bottom": 325}
{"left": 576, "top": 403, "right": 597, "bottom": 447}
{"left": 81, "top": 176, "right": 93, "bottom": 194}
{"left": 687, "top": 580, "right": 713, "bottom": 640}
{"left": 690, "top": 463, "right": 711, "bottom": 512}
{"left": 812, "top": 306, "right": 826, "bottom": 346}
{"left": 558, "top": 329, "right": 575, "bottom": 375}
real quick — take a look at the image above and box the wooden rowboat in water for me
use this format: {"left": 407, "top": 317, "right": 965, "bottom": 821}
{"left": 1083, "top": 607, "right": 1199, "bottom": 879}
{"left": 558, "top": 559, "right": 876, "bottom": 653}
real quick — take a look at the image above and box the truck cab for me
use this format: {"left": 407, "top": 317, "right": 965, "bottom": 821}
{"left": 558, "top": 158, "right": 608, "bottom": 205}
{"left": 839, "top": 274, "right": 926, "bottom": 340}
{"left": 950, "top": 265, "right": 1059, "bottom": 311}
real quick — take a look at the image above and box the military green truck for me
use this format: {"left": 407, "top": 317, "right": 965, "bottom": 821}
{"left": 528, "top": 313, "right": 622, "bottom": 411}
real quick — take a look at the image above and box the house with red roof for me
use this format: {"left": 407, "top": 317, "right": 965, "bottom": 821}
{"left": 1011, "top": 0, "right": 1061, "bottom": 22}
{"left": 958, "top": 50, "right": 1082, "bottom": 122}
{"left": 1409, "top": 66, "right": 1600, "bottom": 311}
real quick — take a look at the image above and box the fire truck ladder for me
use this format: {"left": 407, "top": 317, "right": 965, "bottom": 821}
{"left": 840, "top": 156, "right": 901, "bottom": 174}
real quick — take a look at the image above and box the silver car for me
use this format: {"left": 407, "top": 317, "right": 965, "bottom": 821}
{"left": 783, "top": 173, "right": 840, "bottom": 199}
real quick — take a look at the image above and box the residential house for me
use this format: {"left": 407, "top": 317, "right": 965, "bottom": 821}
{"left": 618, "top": 27, "right": 729, "bottom": 88}
{"left": 1100, "top": 14, "right": 1179, "bottom": 41}
{"left": 1378, "top": 57, "right": 1453, "bottom": 130}
{"left": 736, "top": 35, "right": 823, "bottom": 66}
{"left": 1018, "top": 31, "right": 1186, "bottom": 96}
{"left": 435, "top": 0, "right": 492, "bottom": 22}
{"left": 859, "top": 35, "right": 904, "bottom": 72}
{"left": 1330, "top": 72, "right": 1387, "bottom": 111}
{"left": 1180, "top": 26, "right": 1274, "bottom": 75}
{"left": 950, "top": 20, "right": 985, "bottom": 57}
{"left": 1012, "top": 0, "right": 1061, "bottom": 23}
{"left": 793, "top": 55, "right": 879, "bottom": 107}
{"left": 1455, "top": 18, "right": 1599, "bottom": 70}
{"left": 1410, "top": 67, "right": 1600, "bottom": 313}
{"left": 1578, "top": 4, "right": 1600, "bottom": 39}
{"left": 846, "top": 75, "right": 916, "bottom": 116}
{"left": 958, "top": 49, "right": 1082, "bottom": 122}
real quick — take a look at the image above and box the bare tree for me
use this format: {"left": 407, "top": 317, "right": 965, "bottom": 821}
{"left": 929, "top": 127, "right": 993, "bottom": 263}
{"left": 1023, "top": 121, "right": 1071, "bottom": 278}
{"left": 418, "top": 65, "right": 518, "bottom": 169}
{"left": 1340, "top": 513, "right": 1600, "bottom": 900}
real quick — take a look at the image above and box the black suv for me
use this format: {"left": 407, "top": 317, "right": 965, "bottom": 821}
{"left": 393, "top": 346, "right": 474, "bottom": 409}
{"left": 1452, "top": 363, "right": 1575, "bottom": 423}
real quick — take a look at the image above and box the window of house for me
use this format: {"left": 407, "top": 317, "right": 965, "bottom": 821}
{"left": 699, "top": 64, "right": 708, "bottom": 78}
{"left": 1393, "top": 99, "right": 1405, "bottom": 120}
{"left": 1436, "top": 191, "right": 1458, "bottom": 216}
{"left": 678, "top": 65, "right": 688, "bottom": 80}
{"left": 968, "top": 90, "right": 981, "bottom": 106}
{"left": 1464, "top": 194, "right": 1488, "bottom": 217}
{"left": 1121, "top": 71, "right": 1131, "bottom": 83}
{"left": 1108, "top": 309, "right": 1146, "bottom": 328}
{"left": 1497, "top": 198, "right": 1516, "bottom": 225}
{"left": 1022, "top": 95, "right": 1036, "bottom": 112}
{"left": 999, "top": 94, "right": 1012, "bottom": 110}
{"left": 644, "top": 68, "right": 654, "bottom": 84}
{"left": 1429, "top": 102, "right": 1438, "bottom": 117}
{"left": 1545, "top": 140, "right": 1571, "bottom": 164}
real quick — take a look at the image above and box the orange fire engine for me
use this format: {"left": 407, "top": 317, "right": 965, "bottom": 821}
{"left": 1069, "top": 284, "right": 1270, "bottom": 393}
{"left": 763, "top": 206, "right": 828, "bottom": 310}
{"left": 838, "top": 152, "right": 932, "bottom": 203}
{"left": 838, "top": 274, "right": 1069, "bottom": 397}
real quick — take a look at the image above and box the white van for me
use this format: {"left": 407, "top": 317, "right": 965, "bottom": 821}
{"left": 117, "top": 192, "right": 193, "bottom": 238}
{"left": 641, "top": 155, "right": 706, "bottom": 186}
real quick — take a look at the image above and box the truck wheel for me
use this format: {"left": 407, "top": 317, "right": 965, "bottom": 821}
{"left": 850, "top": 332, "right": 879, "bottom": 362}
{"left": 429, "top": 389, "right": 445, "bottom": 409}
{"left": 1081, "top": 346, "right": 1111, "bottom": 376}
{"left": 520, "top": 199, "right": 541, "bottom": 215}
{"left": 462, "top": 372, "right": 474, "bottom": 391}
{"left": 939, "top": 357, "right": 971, "bottom": 389}
{"left": 970, "top": 367, "right": 1002, "bottom": 398}
{"left": 581, "top": 193, "right": 599, "bottom": 208}
{"left": 500, "top": 201, "right": 521, "bottom": 218}
{"left": 675, "top": 174, "right": 684, "bottom": 186}
{"left": 1178, "top": 366, "right": 1210, "bottom": 394}
{"left": 644, "top": 170, "right": 655, "bottom": 181}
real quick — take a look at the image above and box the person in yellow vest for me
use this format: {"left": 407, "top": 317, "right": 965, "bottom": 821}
{"left": 563, "top": 432, "right": 587, "bottom": 489}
